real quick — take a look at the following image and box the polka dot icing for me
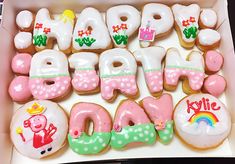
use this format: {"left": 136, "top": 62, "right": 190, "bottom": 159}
{"left": 11, "top": 53, "right": 32, "bottom": 75}
{"left": 110, "top": 123, "right": 156, "bottom": 149}
{"left": 157, "top": 121, "right": 174, "bottom": 144}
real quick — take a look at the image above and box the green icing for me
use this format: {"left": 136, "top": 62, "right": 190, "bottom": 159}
{"left": 30, "top": 74, "right": 69, "bottom": 79}
{"left": 68, "top": 132, "right": 111, "bottom": 155}
{"left": 100, "top": 72, "right": 135, "bottom": 78}
{"left": 157, "top": 121, "right": 174, "bottom": 144}
{"left": 113, "top": 34, "right": 128, "bottom": 45}
{"left": 165, "top": 65, "right": 203, "bottom": 72}
{"left": 75, "top": 37, "right": 96, "bottom": 47}
{"left": 183, "top": 26, "right": 198, "bottom": 39}
{"left": 110, "top": 123, "right": 156, "bottom": 149}
{"left": 33, "top": 34, "right": 47, "bottom": 46}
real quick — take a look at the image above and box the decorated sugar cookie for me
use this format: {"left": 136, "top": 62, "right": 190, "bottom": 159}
{"left": 14, "top": 32, "right": 35, "bottom": 53}
{"left": 174, "top": 94, "right": 231, "bottom": 149}
{"left": 72, "top": 7, "right": 111, "bottom": 52}
{"left": 140, "top": 94, "right": 174, "bottom": 144}
{"left": 29, "top": 49, "right": 71, "bottom": 100}
{"left": 164, "top": 48, "right": 205, "bottom": 94}
{"left": 196, "top": 29, "right": 221, "bottom": 51}
{"left": 138, "top": 3, "right": 174, "bottom": 47}
{"left": 68, "top": 102, "right": 112, "bottom": 154}
{"left": 99, "top": 48, "right": 138, "bottom": 102}
{"left": 16, "top": 10, "right": 34, "bottom": 31}
{"left": 172, "top": 4, "right": 200, "bottom": 48}
{"left": 204, "top": 50, "right": 224, "bottom": 74}
{"left": 199, "top": 9, "right": 217, "bottom": 29}
{"left": 69, "top": 52, "right": 99, "bottom": 94}
{"left": 10, "top": 101, "right": 68, "bottom": 159}
{"left": 133, "top": 46, "right": 165, "bottom": 96}
{"left": 106, "top": 5, "right": 140, "bottom": 48}
{"left": 111, "top": 100, "right": 156, "bottom": 149}
{"left": 11, "top": 53, "right": 32, "bottom": 75}
{"left": 33, "top": 8, "right": 75, "bottom": 53}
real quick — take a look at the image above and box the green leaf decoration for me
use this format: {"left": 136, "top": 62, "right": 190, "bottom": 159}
{"left": 113, "top": 34, "right": 128, "bottom": 45}
{"left": 75, "top": 37, "right": 96, "bottom": 47}
{"left": 75, "top": 38, "right": 84, "bottom": 47}
{"left": 183, "top": 26, "right": 198, "bottom": 39}
{"left": 33, "top": 35, "right": 47, "bottom": 46}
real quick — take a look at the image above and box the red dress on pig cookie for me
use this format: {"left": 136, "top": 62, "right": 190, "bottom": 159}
{"left": 10, "top": 100, "right": 68, "bottom": 159}
{"left": 29, "top": 50, "right": 71, "bottom": 100}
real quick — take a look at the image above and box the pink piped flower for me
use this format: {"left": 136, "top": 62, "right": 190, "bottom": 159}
{"left": 113, "top": 124, "right": 122, "bottom": 132}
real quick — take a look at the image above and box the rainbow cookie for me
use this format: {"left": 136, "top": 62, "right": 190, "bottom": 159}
{"left": 99, "top": 48, "right": 139, "bottom": 102}
{"left": 10, "top": 100, "right": 68, "bottom": 159}
{"left": 68, "top": 102, "right": 112, "bottom": 154}
{"left": 69, "top": 52, "right": 100, "bottom": 94}
{"left": 164, "top": 48, "right": 205, "bottom": 94}
{"left": 140, "top": 94, "right": 174, "bottom": 144}
{"left": 133, "top": 46, "right": 165, "bottom": 96}
{"left": 111, "top": 100, "right": 156, "bottom": 149}
{"left": 174, "top": 94, "right": 231, "bottom": 149}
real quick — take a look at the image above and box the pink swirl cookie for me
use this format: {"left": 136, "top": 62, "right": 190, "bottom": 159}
{"left": 204, "top": 50, "right": 223, "bottom": 74}
{"left": 202, "top": 75, "right": 226, "bottom": 97}
{"left": 11, "top": 53, "right": 32, "bottom": 75}
{"left": 29, "top": 50, "right": 71, "bottom": 100}
{"left": 69, "top": 52, "right": 99, "bottom": 94}
{"left": 8, "top": 76, "right": 32, "bottom": 102}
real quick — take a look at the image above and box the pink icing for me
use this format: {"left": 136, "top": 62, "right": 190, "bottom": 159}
{"left": 145, "top": 71, "right": 163, "bottom": 93}
{"left": 205, "top": 51, "right": 223, "bottom": 73}
{"left": 141, "top": 94, "right": 173, "bottom": 130}
{"left": 164, "top": 68, "right": 205, "bottom": 90}
{"left": 72, "top": 70, "right": 99, "bottom": 92}
{"left": 11, "top": 53, "right": 32, "bottom": 75}
{"left": 203, "top": 74, "right": 226, "bottom": 97}
{"left": 101, "top": 75, "right": 138, "bottom": 100}
{"left": 113, "top": 100, "right": 151, "bottom": 132}
{"left": 29, "top": 76, "right": 71, "bottom": 100}
{"left": 69, "top": 103, "right": 112, "bottom": 139}
{"left": 8, "top": 76, "right": 32, "bottom": 102}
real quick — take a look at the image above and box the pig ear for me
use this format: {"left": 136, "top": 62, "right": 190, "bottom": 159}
{"left": 24, "top": 120, "right": 30, "bottom": 128}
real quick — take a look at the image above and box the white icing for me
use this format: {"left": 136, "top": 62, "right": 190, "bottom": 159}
{"left": 106, "top": 5, "right": 141, "bottom": 48}
{"left": 139, "top": 3, "right": 174, "bottom": 47}
{"left": 133, "top": 46, "right": 166, "bottom": 71}
{"left": 33, "top": 8, "right": 75, "bottom": 51}
{"left": 99, "top": 48, "right": 137, "bottom": 76}
{"left": 198, "top": 29, "right": 221, "bottom": 46}
{"left": 165, "top": 48, "right": 204, "bottom": 72}
{"left": 172, "top": 4, "right": 200, "bottom": 42}
{"left": 72, "top": 7, "right": 111, "bottom": 50}
{"left": 30, "top": 49, "right": 70, "bottom": 77}
{"left": 174, "top": 94, "right": 231, "bottom": 149}
{"left": 10, "top": 100, "right": 68, "bottom": 159}
{"left": 200, "top": 9, "right": 217, "bottom": 28}
{"left": 16, "top": 10, "right": 33, "bottom": 29}
{"left": 14, "top": 32, "right": 32, "bottom": 49}
{"left": 69, "top": 52, "right": 99, "bottom": 69}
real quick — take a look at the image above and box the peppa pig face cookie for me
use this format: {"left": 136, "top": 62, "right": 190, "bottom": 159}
{"left": 10, "top": 100, "right": 68, "bottom": 159}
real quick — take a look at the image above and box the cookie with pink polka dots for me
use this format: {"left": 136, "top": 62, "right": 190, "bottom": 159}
{"left": 164, "top": 48, "right": 205, "bottom": 94}
{"left": 69, "top": 52, "right": 100, "bottom": 94}
{"left": 11, "top": 53, "right": 32, "bottom": 75}
{"left": 29, "top": 49, "right": 71, "bottom": 100}
{"left": 134, "top": 46, "right": 166, "bottom": 96}
{"left": 99, "top": 48, "right": 139, "bottom": 102}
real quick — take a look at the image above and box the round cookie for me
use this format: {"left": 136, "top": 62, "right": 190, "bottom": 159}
{"left": 199, "top": 9, "right": 217, "bottom": 29}
{"left": 11, "top": 53, "right": 32, "bottom": 75}
{"left": 174, "top": 94, "right": 231, "bottom": 149}
{"left": 16, "top": 10, "right": 34, "bottom": 31}
{"left": 10, "top": 100, "right": 68, "bottom": 159}
{"left": 204, "top": 50, "right": 223, "bottom": 74}
{"left": 14, "top": 32, "right": 35, "bottom": 53}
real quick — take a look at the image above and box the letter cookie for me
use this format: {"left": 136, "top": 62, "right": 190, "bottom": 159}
{"left": 133, "top": 46, "right": 165, "bottom": 96}
{"left": 106, "top": 5, "right": 141, "bottom": 48}
{"left": 72, "top": 7, "right": 111, "bottom": 52}
{"left": 164, "top": 48, "right": 205, "bottom": 94}
{"left": 172, "top": 4, "right": 200, "bottom": 48}
{"left": 69, "top": 52, "right": 99, "bottom": 94}
{"left": 174, "top": 94, "right": 231, "bottom": 149}
{"left": 111, "top": 100, "right": 156, "bottom": 149}
{"left": 99, "top": 48, "right": 138, "bottom": 102}
{"left": 29, "top": 50, "right": 71, "bottom": 100}
{"left": 68, "top": 102, "right": 112, "bottom": 154}
{"left": 138, "top": 3, "right": 174, "bottom": 47}
{"left": 140, "top": 94, "right": 174, "bottom": 144}
{"left": 33, "top": 8, "right": 75, "bottom": 53}
{"left": 10, "top": 101, "right": 68, "bottom": 159}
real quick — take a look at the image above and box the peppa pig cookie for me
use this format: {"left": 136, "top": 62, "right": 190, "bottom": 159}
{"left": 164, "top": 48, "right": 205, "bottom": 94}
{"left": 106, "top": 5, "right": 141, "bottom": 48}
{"left": 174, "top": 94, "right": 231, "bottom": 149}
{"left": 10, "top": 100, "right": 68, "bottom": 159}
{"left": 172, "top": 4, "right": 200, "bottom": 48}
{"left": 29, "top": 49, "right": 71, "bottom": 100}
{"left": 99, "top": 48, "right": 139, "bottom": 102}
{"left": 138, "top": 3, "right": 174, "bottom": 47}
